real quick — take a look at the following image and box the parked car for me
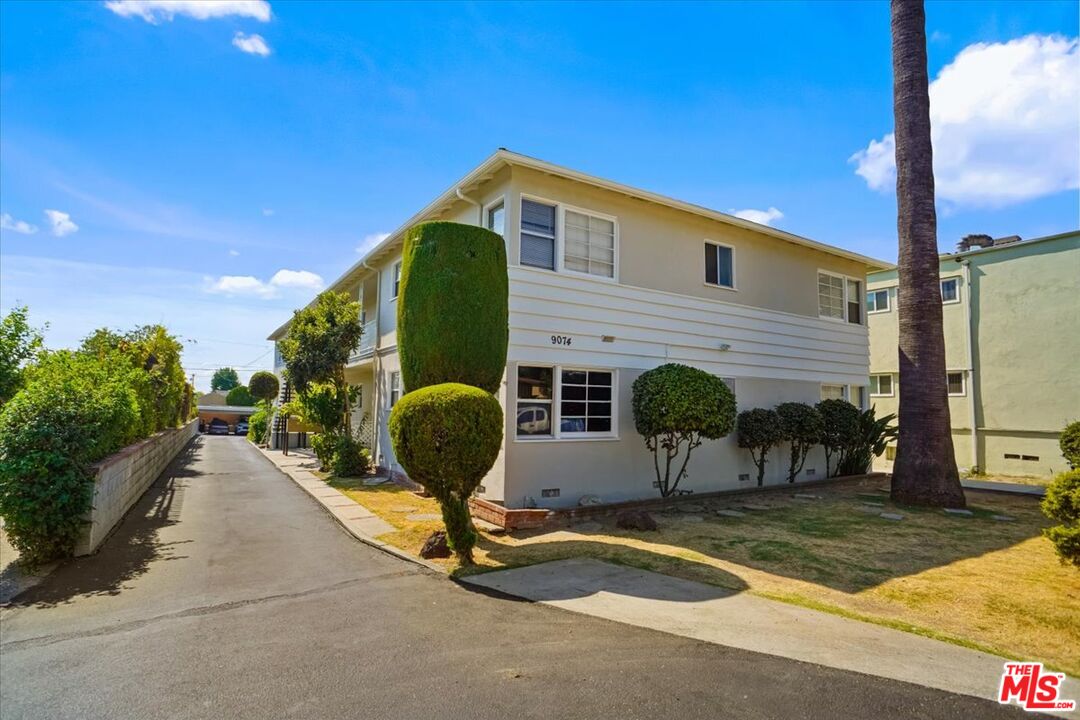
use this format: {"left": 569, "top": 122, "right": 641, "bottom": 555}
{"left": 516, "top": 406, "right": 550, "bottom": 435}
{"left": 235, "top": 419, "right": 249, "bottom": 436}
{"left": 206, "top": 418, "right": 230, "bottom": 435}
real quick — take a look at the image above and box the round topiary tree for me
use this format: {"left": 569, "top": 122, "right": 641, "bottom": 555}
{"left": 816, "top": 399, "right": 861, "bottom": 477}
{"left": 737, "top": 408, "right": 784, "bottom": 487}
{"left": 1060, "top": 421, "right": 1080, "bottom": 470}
{"left": 225, "top": 385, "right": 254, "bottom": 406}
{"left": 776, "top": 402, "right": 824, "bottom": 483}
{"left": 397, "top": 222, "right": 508, "bottom": 394}
{"left": 248, "top": 371, "right": 280, "bottom": 406}
{"left": 1041, "top": 469, "right": 1080, "bottom": 568}
{"left": 389, "top": 383, "right": 503, "bottom": 563}
{"left": 631, "top": 363, "right": 736, "bottom": 497}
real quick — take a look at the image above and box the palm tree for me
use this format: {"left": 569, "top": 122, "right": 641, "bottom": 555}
{"left": 889, "top": 0, "right": 965, "bottom": 507}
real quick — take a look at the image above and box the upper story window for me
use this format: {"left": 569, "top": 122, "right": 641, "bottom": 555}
{"left": 941, "top": 277, "right": 960, "bottom": 304}
{"left": 564, "top": 210, "right": 615, "bottom": 278}
{"left": 867, "top": 288, "right": 890, "bottom": 313}
{"left": 704, "top": 241, "right": 735, "bottom": 289}
{"left": 817, "top": 271, "right": 862, "bottom": 324}
{"left": 389, "top": 371, "right": 402, "bottom": 406}
{"left": 487, "top": 200, "right": 505, "bottom": 237}
{"left": 521, "top": 199, "right": 556, "bottom": 270}
{"left": 392, "top": 262, "right": 402, "bottom": 299}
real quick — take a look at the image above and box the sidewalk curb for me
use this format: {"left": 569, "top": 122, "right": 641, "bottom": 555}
{"left": 253, "top": 446, "right": 446, "bottom": 574}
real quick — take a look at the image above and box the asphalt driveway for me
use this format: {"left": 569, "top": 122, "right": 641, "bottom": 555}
{"left": 0, "top": 436, "right": 1029, "bottom": 719}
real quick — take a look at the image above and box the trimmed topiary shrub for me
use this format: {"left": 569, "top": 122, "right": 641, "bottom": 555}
{"left": 737, "top": 408, "right": 784, "bottom": 487}
{"left": 1041, "top": 469, "right": 1080, "bottom": 568}
{"left": 248, "top": 371, "right": 280, "bottom": 405}
{"left": 776, "top": 402, "right": 823, "bottom": 483}
{"left": 397, "top": 222, "right": 508, "bottom": 394}
{"left": 389, "top": 383, "right": 503, "bottom": 563}
{"left": 817, "top": 399, "right": 861, "bottom": 477}
{"left": 1060, "top": 421, "right": 1080, "bottom": 470}
{"left": 226, "top": 385, "right": 254, "bottom": 406}
{"left": 631, "top": 363, "right": 737, "bottom": 497}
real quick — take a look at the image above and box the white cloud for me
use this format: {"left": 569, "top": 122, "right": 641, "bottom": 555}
{"left": 229, "top": 249, "right": 240, "bottom": 256}
{"left": 269, "top": 269, "right": 323, "bottom": 290}
{"left": 0, "top": 213, "right": 38, "bottom": 234}
{"left": 43, "top": 209, "right": 79, "bottom": 237}
{"left": 851, "top": 34, "right": 1080, "bottom": 207}
{"left": 356, "top": 232, "right": 390, "bottom": 254}
{"left": 104, "top": 0, "right": 271, "bottom": 24}
{"left": 729, "top": 207, "right": 784, "bottom": 227}
{"left": 232, "top": 32, "right": 271, "bottom": 57}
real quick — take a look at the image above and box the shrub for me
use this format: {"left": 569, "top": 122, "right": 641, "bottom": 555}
{"left": 631, "top": 363, "right": 736, "bottom": 497}
{"left": 737, "top": 408, "right": 784, "bottom": 486}
{"left": 389, "top": 383, "right": 503, "bottom": 563}
{"left": 247, "top": 408, "right": 269, "bottom": 445}
{"left": 776, "top": 402, "right": 823, "bottom": 483}
{"left": 1041, "top": 469, "right": 1080, "bottom": 568}
{"left": 225, "top": 385, "right": 254, "bottom": 406}
{"left": 0, "top": 305, "right": 45, "bottom": 406}
{"left": 1060, "top": 421, "right": 1080, "bottom": 470}
{"left": 248, "top": 371, "right": 280, "bottom": 405}
{"left": 397, "top": 222, "right": 508, "bottom": 394}
{"left": 310, "top": 432, "right": 338, "bottom": 470}
{"left": 330, "top": 435, "right": 371, "bottom": 477}
{"left": 0, "top": 351, "right": 142, "bottom": 565}
{"left": 817, "top": 399, "right": 860, "bottom": 477}
{"left": 838, "top": 407, "right": 898, "bottom": 476}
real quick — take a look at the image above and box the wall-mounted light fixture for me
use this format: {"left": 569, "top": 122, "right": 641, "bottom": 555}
{"left": 718, "top": 343, "right": 731, "bottom": 351}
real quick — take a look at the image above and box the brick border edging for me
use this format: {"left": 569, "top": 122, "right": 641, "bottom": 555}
{"left": 471, "top": 472, "right": 890, "bottom": 529}
{"left": 253, "top": 446, "right": 446, "bottom": 574}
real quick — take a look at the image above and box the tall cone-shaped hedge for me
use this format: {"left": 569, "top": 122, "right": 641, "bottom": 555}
{"left": 397, "top": 222, "right": 508, "bottom": 394}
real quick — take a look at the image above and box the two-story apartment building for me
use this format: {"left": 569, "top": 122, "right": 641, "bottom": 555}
{"left": 867, "top": 230, "right": 1079, "bottom": 477}
{"left": 269, "top": 150, "right": 890, "bottom": 508}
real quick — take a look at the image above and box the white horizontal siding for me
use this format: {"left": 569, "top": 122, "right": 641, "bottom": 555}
{"left": 508, "top": 267, "right": 868, "bottom": 385}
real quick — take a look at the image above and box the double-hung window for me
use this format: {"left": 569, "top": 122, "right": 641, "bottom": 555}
{"left": 870, "top": 374, "right": 894, "bottom": 396}
{"left": 818, "top": 271, "right": 862, "bottom": 324}
{"left": 520, "top": 199, "right": 557, "bottom": 270}
{"left": 516, "top": 365, "right": 615, "bottom": 439}
{"left": 487, "top": 200, "right": 505, "bottom": 237}
{"left": 564, "top": 210, "right": 615, "bottom": 278}
{"left": 704, "top": 241, "right": 735, "bottom": 289}
{"left": 941, "top": 277, "right": 960, "bottom": 304}
{"left": 392, "top": 262, "right": 402, "bottom": 299}
{"left": 867, "top": 288, "right": 890, "bottom": 313}
{"left": 389, "top": 372, "right": 401, "bottom": 407}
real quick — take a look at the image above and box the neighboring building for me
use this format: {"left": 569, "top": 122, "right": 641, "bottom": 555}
{"left": 268, "top": 149, "right": 889, "bottom": 508}
{"left": 867, "top": 230, "right": 1079, "bottom": 477}
{"left": 196, "top": 390, "right": 255, "bottom": 433}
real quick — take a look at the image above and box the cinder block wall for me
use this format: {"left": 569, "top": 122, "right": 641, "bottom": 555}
{"left": 75, "top": 420, "right": 198, "bottom": 556}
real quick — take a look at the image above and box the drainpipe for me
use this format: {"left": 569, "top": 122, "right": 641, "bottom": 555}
{"left": 363, "top": 261, "right": 382, "bottom": 467}
{"left": 455, "top": 187, "right": 482, "bottom": 225}
{"left": 960, "top": 259, "right": 978, "bottom": 471}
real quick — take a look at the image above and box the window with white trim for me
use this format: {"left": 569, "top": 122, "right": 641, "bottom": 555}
{"left": 487, "top": 200, "right": 505, "bottom": 237}
{"left": 392, "top": 262, "right": 402, "bottom": 299}
{"left": 704, "top": 241, "right": 735, "bottom": 289}
{"left": 941, "top": 277, "right": 959, "bottom": 304}
{"left": 867, "top": 289, "right": 890, "bottom": 313}
{"left": 516, "top": 365, "right": 616, "bottom": 439}
{"left": 870, "top": 374, "right": 893, "bottom": 396}
{"left": 818, "top": 271, "right": 862, "bottom": 324}
{"left": 947, "top": 371, "right": 965, "bottom": 396}
{"left": 820, "top": 384, "right": 847, "bottom": 402}
{"left": 389, "top": 371, "right": 401, "bottom": 406}
{"left": 520, "top": 199, "right": 556, "bottom": 270}
{"left": 564, "top": 210, "right": 615, "bottom": 278}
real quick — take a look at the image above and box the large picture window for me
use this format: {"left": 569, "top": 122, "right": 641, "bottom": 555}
{"left": 564, "top": 210, "right": 615, "bottom": 278}
{"left": 516, "top": 365, "right": 616, "bottom": 439}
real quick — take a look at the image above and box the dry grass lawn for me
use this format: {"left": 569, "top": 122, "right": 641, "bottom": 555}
{"left": 327, "top": 475, "right": 1080, "bottom": 675}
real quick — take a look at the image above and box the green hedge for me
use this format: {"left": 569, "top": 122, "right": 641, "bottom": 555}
{"left": 1060, "top": 421, "right": 1080, "bottom": 470}
{"left": 397, "top": 222, "right": 508, "bottom": 394}
{"left": 1042, "top": 469, "right": 1080, "bottom": 568}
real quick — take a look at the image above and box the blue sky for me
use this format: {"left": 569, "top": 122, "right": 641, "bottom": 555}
{"left": 1, "top": 1, "right": 1077, "bottom": 390}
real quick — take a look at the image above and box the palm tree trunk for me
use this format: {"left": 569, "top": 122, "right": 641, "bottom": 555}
{"left": 889, "top": 0, "right": 965, "bottom": 508}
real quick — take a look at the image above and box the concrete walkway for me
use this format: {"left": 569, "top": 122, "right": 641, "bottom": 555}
{"left": 961, "top": 479, "right": 1047, "bottom": 497}
{"left": 463, "top": 557, "right": 1078, "bottom": 714}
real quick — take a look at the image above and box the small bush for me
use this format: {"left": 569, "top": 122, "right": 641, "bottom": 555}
{"left": 776, "top": 402, "right": 823, "bottom": 483}
{"left": 225, "top": 385, "right": 254, "bottom": 406}
{"left": 310, "top": 432, "right": 338, "bottom": 470}
{"left": 1060, "top": 421, "right": 1080, "bottom": 470}
{"left": 330, "top": 435, "right": 371, "bottom": 477}
{"left": 398, "top": 222, "right": 508, "bottom": 394}
{"left": 837, "top": 407, "right": 898, "bottom": 476}
{"left": 631, "top": 363, "right": 736, "bottom": 496}
{"left": 248, "top": 371, "right": 280, "bottom": 405}
{"left": 247, "top": 408, "right": 269, "bottom": 445}
{"left": 737, "top": 408, "right": 783, "bottom": 486}
{"left": 817, "top": 399, "right": 860, "bottom": 477}
{"left": 1042, "top": 469, "right": 1080, "bottom": 568}
{"left": 389, "top": 383, "right": 503, "bottom": 563}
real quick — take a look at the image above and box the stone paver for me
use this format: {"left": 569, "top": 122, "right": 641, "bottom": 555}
{"left": 716, "top": 509, "right": 745, "bottom": 518}
{"left": 879, "top": 513, "right": 904, "bottom": 521}
{"left": 944, "top": 508, "right": 974, "bottom": 516}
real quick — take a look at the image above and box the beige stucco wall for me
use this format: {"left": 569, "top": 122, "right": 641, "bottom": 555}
{"left": 868, "top": 232, "right": 1079, "bottom": 475}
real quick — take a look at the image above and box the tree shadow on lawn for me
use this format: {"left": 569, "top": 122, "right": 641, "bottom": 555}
{"left": 7, "top": 439, "right": 201, "bottom": 608}
{"left": 469, "top": 478, "right": 1052, "bottom": 596}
